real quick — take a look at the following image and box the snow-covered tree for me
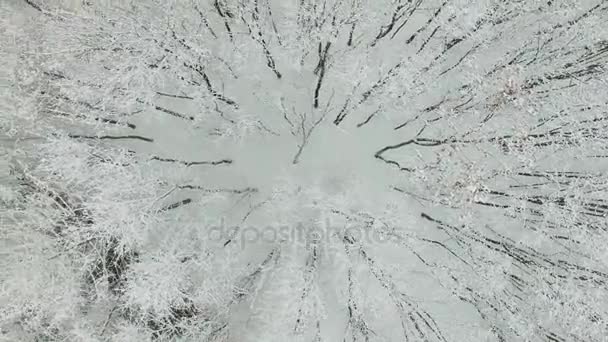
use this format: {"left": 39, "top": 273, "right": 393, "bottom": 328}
{"left": 2, "top": 0, "right": 608, "bottom": 341}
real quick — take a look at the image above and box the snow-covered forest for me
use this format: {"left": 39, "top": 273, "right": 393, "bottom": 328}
{"left": 1, "top": 0, "right": 608, "bottom": 341}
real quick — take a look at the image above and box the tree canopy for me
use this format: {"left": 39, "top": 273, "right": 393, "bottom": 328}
{"left": 1, "top": 1, "right": 608, "bottom": 341}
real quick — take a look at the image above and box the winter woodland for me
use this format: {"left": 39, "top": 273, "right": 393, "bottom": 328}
{"left": 1, "top": 0, "right": 608, "bottom": 341}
